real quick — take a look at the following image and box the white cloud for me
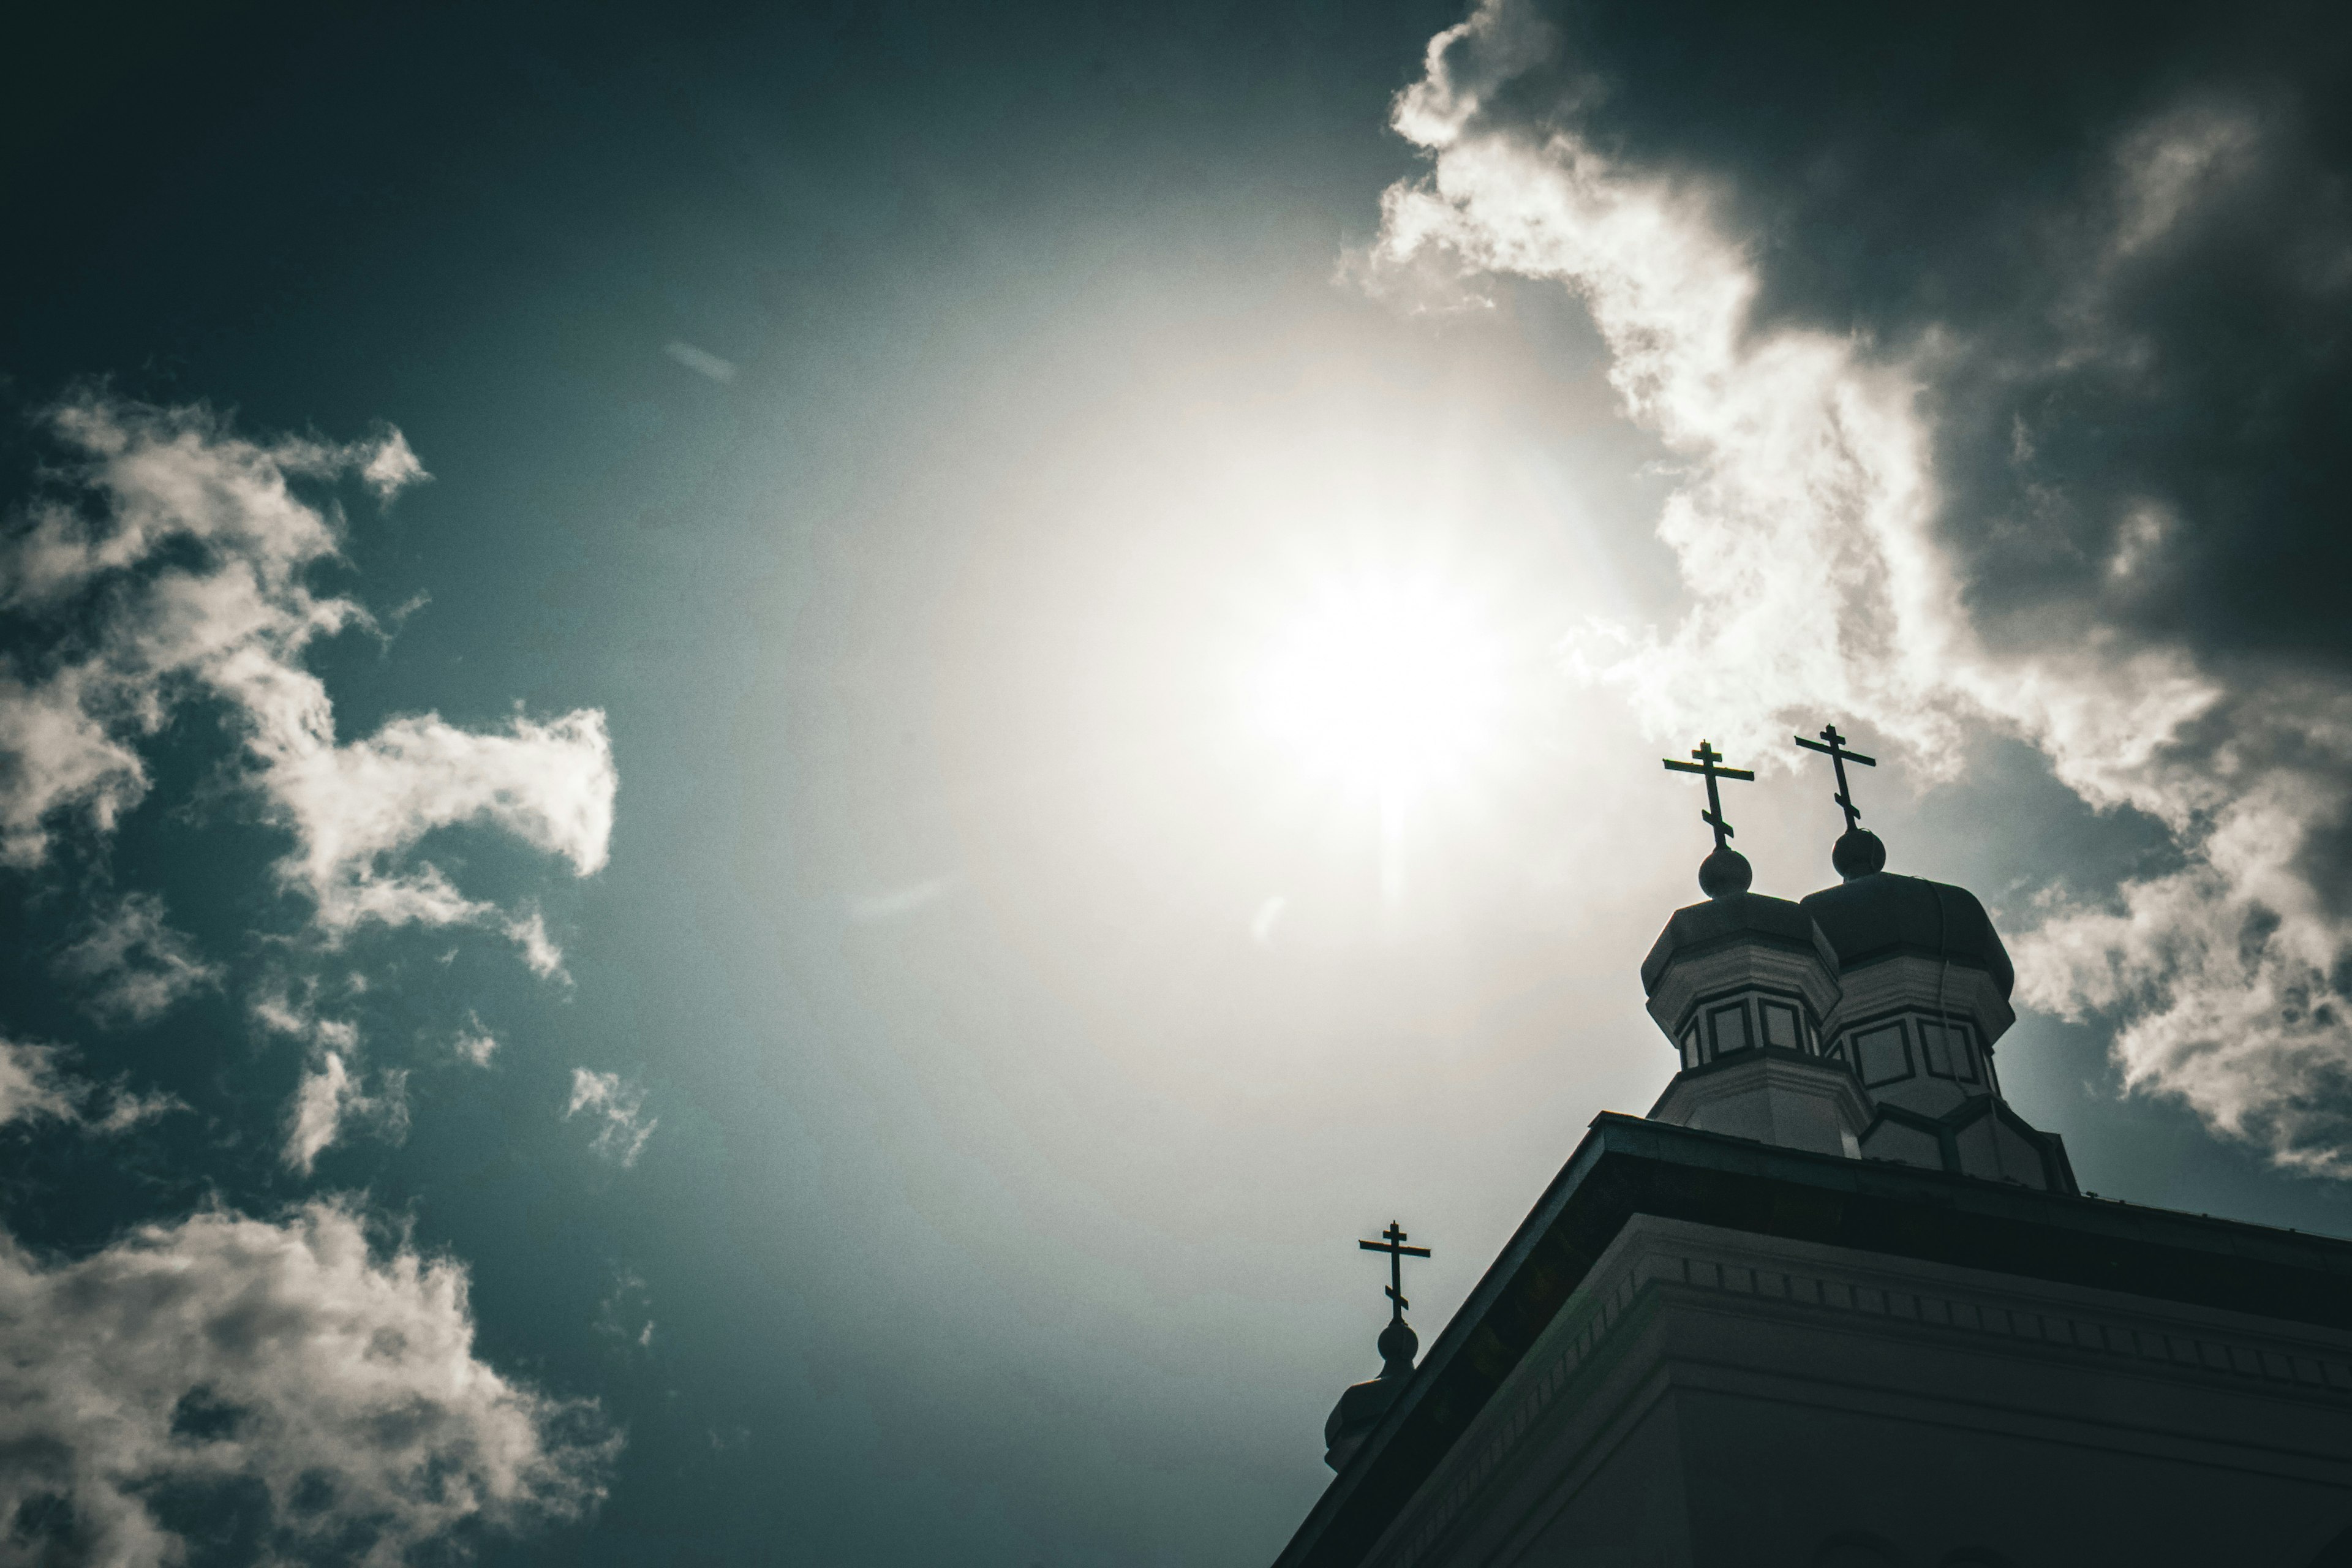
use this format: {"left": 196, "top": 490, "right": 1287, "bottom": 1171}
{"left": 51, "top": 892, "right": 221, "bottom": 1027}
{"left": 565, "top": 1068, "right": 655, "bottom": 1168}
{"left": 1370, "top": 0, "right": 2352, "bottom": 1170}
{"left": 455, "top": 1011, "right": 500, "bottom": 1067}
{"left": 507, "top": 904, "right": 570, "bottom": 981}
{"left": 0, "top": 1039, "right": 81, "bottom": 1128}
{"left": 265, "top": 708, "right": 615, "bottom": 937}
{"left": 0, "top": 396, "right": 616, "bottom": 948}
{"left": 0, "top": 395, "right": 617, "bottom": 1167}
{"left": 284, "top": 1052, "right": 412, "bottom": 1175}
{"left": 0, "top": 1199, "right": 616, "bottom": 1566}
{"left": 0, "top": 663, "right": 149, "bottom": 869}
{"left": 254, "top": 986, "right": 409, "bottom": 1174}
{"left": 360, "top": 425, "right": 429, "bottom": 499}
{"left": 0, "top": 1037, "right": 185, "bottom": 1135}
{"left": 86, "top": 1087, "right": 186, "bottom": 1135}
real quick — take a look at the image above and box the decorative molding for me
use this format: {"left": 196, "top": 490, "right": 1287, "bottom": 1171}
{"left": 1823, "top": 956, "right": 2015, "bottom": 1052}
{"left": 1368, "top": 1216, "right": 2352, "bottom": 1568}
{"left": 1646, "top": 938, "right": 1841, "bottom": 1047}
{"left": 1650, "top": 1051, "right": 1871, "bottom": 1159}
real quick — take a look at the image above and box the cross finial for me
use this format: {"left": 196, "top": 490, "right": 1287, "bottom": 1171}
{"left": 1793, "top": 723, "right": 1877, "bottom": 833}
{"left": 1357, "top": 1221, "right": 1431, "bottom": 1322}
{"left": 1795, "top": 722, "right": 1888, "bottom": 880}
{"left": 1661, "top": 740, "right": 1757, "bottom": 851}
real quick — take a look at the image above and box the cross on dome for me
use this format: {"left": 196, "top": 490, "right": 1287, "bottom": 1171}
{"left": 1662, "top": 741, "right": 1758, "bottom": 897}
{"left": 1794, "top": 720, "right": 1889, "bottom": 880}
{"left": 1794, "top": 723, "right": 1877, "bottom": 833}
{"left": 1358, "top": 1222, "right": 1431, "bottom": 1321}
{"left": 1661, "top": 740, "right": 1755, "bottom": 851}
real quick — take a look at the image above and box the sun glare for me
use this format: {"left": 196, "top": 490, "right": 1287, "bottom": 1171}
{"left": 1253, "top": 571, "right": 1510, "bottom": 809}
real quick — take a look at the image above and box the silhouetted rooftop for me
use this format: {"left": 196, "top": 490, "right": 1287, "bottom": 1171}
{"left": 1272, "top": 1114, "right": 2352, "bottom": 1568}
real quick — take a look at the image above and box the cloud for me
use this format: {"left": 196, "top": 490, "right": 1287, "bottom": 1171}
{"left": 847, "top": 873, "right": 957, "bottom": 924}
{"left": 507, "top": 904, "right": 570, "bottom": 981}
{"left": 0, "top": 1199, "right": 616, "bottom": 1566}
{"left": 454, "top": 1011, "right": 499, "bottom": 1067}
{"left": 266, "top": 709, "right": 616, "bottom": 937}
{"left": 0, "top": 664, "right": 153, "bottom": 875}
{"left": 565, "top": 1068, "right": 655, "bottom": 1168}
{"left": 0, "top": 395, "right": 615, "bottom": 948}
{"left": 0, "top": 1039, "right": 81, "bottom": 1128}
{"left": 1366, "top": 1, "right": 1981, "bottom": 766}
{"left": 0, "top": 1037, "right": 185, "bottom": 1134}
{"left": 253, "top": 984, "right": 409, "bottom": 1174}
{"left": 595, "top": 1267, "right": 655, "bottom": 1351}
{"left": 358, "top": 425, "right": 429, "bottom": 499}
{"left": 86, "top": 1085, "right": 186, "bottom": 1135}
{"left": 1370, "top": 0, "right": 2352, "bottom": 1169}
{"left": 51, "top": 892, "right": 222, "bottom": 1027}
{"left": 662, "top": 340, "right": 738, "bottom": 383}
{"left": 284, "top": 1052, "right": 410, "bottom": 1176}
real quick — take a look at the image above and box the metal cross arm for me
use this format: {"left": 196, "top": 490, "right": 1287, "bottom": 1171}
{"left": 1794, "top": 723, "right": 1877, "bottom": 833}
{"left": 1662, "top": 741, "right": 1756, "bottom": 850}
{"left": 1359, "top": 1222, "right": 1432, "bottom": 1317}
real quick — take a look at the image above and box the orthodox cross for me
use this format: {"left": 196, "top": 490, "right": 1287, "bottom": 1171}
{"left": 1661, "top": 741, "right": 1755, "bottom": 850}
{"left": 1793, "top": 723, "right": 1877, "bottom": 833}
{"left": 1359, "top": 1222, "right": 1431, "bottom": 1321}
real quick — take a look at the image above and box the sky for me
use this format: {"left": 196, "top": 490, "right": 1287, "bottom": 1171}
{"left": 3, "top": 0, "right": 2351, "bottom": 1562}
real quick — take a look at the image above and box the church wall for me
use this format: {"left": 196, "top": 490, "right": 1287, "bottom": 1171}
{"left": 1360, "top": 1216, "right": 2352, "bottom": 1568}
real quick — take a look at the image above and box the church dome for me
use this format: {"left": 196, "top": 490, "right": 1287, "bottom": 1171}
{"left": 1638, "top": 890, "right": 1833, "bottom": 999}
{"left": 1798, "top": 872, "right": 2014, "bottom": 998}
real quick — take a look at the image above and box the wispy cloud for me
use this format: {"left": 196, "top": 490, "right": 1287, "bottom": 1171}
{"left": 847, "top": 873, "right": 957, "bottom": 924}
{"left": 507, "top": 905, "right": 570, "bottom": 981}
{"left": 595, "top": 1266, "right": 656, "bottom": 1351}
{"left": 51, "top": 892, "right": 221, "bottom": 1027}
{"left": 0, "top": 1037, "right": 184, "bottom": 1135}
{"left": 0, "top": 1199, "right": 616, "bottom": 1564}
{"left": 0, "top": 396, "right": 615, "bottom": 946}
{"left": 454, "top": 1011, "right": 499, "bottom": 1067}
{"left": 662, "top": 340, "right": 738, "bottom": 383}
{"left": 565, "top": 1067, "right": 655, "bottom": 1167}
{"left": 254, "top": 983, "right": 406, "bottom": 1174}
{"left": 0, "top": 1039, "right": 82, "bottom": 1128}
{"left": 284, "top": 1052, "right": 409, "bottom": 1176}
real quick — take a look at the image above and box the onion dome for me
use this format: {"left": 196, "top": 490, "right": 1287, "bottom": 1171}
{"left": 1800, "top": 871, "right": 2014, "bottom": 1000}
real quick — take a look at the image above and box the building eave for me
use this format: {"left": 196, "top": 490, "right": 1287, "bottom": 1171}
{"left": 1271, "top": 1112, "right": 2352, "bottom": 1568}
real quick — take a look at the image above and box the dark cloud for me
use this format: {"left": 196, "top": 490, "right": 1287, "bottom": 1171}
{"left": 1499, "top": 0, "right": 2352, "bottom": 665}
{"left": 1370, "top": 0, "right": 2352, "bottom": 1169}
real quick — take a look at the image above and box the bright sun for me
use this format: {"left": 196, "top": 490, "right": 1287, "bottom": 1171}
{"left": 1252, "top": 570, "right": 1510, "bottom": 809}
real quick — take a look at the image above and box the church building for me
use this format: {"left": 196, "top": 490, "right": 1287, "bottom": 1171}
{"left": 1276, "top": 730, "right": 2352, "bottom": 1568}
